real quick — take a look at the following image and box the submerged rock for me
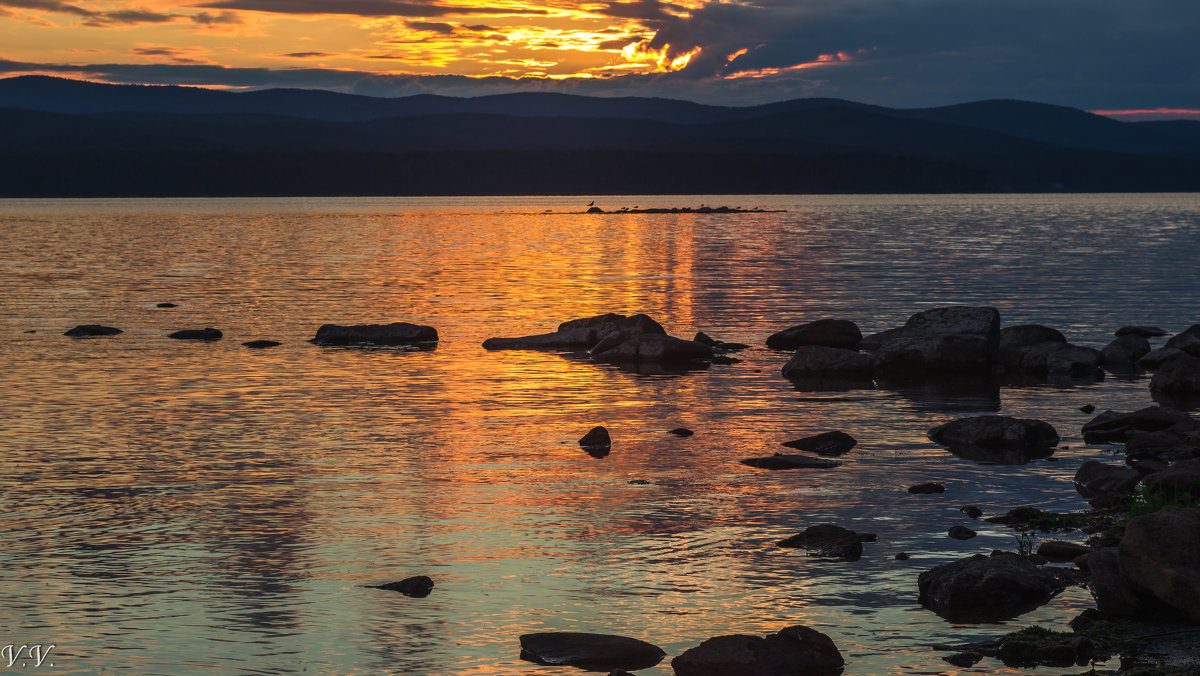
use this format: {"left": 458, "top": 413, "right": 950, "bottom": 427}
{"left": 669, "top": 427, "right": 694, "bottom": 437}
{"left": 766, "top": 319, "right": 862, "bottom": 351}
{"left": 243, "top": 340, "right": 281, "bottom": 348}
{"left": 947, "top": 526, "right": 977, "bottom": 540}
{"left": 311, "top": 322, "right": 436, "bottom": 346}
{"left": 155, "top": 302, "right": 178, "bottom": 308}
{"left": 740, "top": 454, "right": 841, "bottom": 470}
{"left": 168, "top": 327, "right": 222, "bottom": 340}
{"left": 519, "top": 632, "right": 666, "bottom": 671}
{"left": 483, "top": 313, "right": 663, "bottom": 350}
{"left": 64, "top": 324, "right": 122, "bottom": 337}
{"left": 908, "top": 482, "right": 945, "bottom": 494}
{"left": 367, "top": 575, "right": 434, "bottom": 597}
{"left": 590, "top": 333, "right": 713, "bottom": 364}
{"left": 671, "top": 625, "right": 844, "bottom": 676}
{"left": 918, "top": 551, "right": 1065, "bottom": 622}
{"left": 694, "top": 331, "right": 749, "bottom": 350}
{"left": 780, "top": 431, "right": 857, "bottom": 456}
{"left": 776, "top": 524, "right": 867, "bottom": 561}
{"left": 928, "top": 416, "right": 1059, "bottom": 459}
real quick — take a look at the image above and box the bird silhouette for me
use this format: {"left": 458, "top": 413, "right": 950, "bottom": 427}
{"left": 587, "top": 200, "right": 594, "bottom": 206}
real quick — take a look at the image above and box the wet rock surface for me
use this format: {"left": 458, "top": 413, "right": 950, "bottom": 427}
{"left": 1117, "top": 325, "right": 1168, "bottom": 337}
{"left": 870, "top": 306, "right": 1001, "bottom": 377}
{"left": 918, "top": 551, "right": 1066, "bottom": 622}
{"left": 780, "top": 345, "right": 873, "bottom": 381}
{"left": 579, "top": 426, "right": 611, "bottom": 457}
{"left": 1074, "top": 460, "right": 1143, "bottom": 501}
{"left": 1082, "top": 406, "right": 1193, "bottom": 444}
{"left": 780, "top": 431, "right": 857, "bottom": 456}
{"left": 776, "top": 524, "right": 868, "bottom": 561}
{"left": 1119, "top": 506, "right": 1200, "bottom": 623}
{"left": 671, "top": 625, "right": 844, "bottom": 676}
{"left": 168, "top": 327, "right": 222, "bottom": 340}
{"left": 590, "top": 333, "right": 713, "bottom": 364}
{"left": 243, "top": 340, "right": 281, "bottom": 348}
{"left": 908, "top": 482, "right": 945, "bottom": 494}
{"left": 1036, "top": 540, "right": 1091, "bottom": 562}
{"left": 740, "top": 454, "right": 841, "bottom": 470}
{"left": 1151, "top": 354, "right": 1200, "bottom": 399}
{"left": 928, "top": 415, "right": 1059, "bottom": 463}
{"left": 1101, "top": 334, "right": 1152, "bottom": 366}
{"left": 367, "top": 575, "right": 434, "bottom": 597}
{"left": 311, "top": 322, "right": 436, "bottom": 346}
{"left": 947, "top": 525, "right": 977, "bottom": 540}
{"left": 518, "top": 632, "right": 666, "bottom": 671}
{"left": 64, "top": 324, "right": 122, "bottom": 337}
{"left": 767, "top": 319, "right": 862, "bottom": 351}
{"left": 483, "top": 313, "right": 663, "bottom": 350}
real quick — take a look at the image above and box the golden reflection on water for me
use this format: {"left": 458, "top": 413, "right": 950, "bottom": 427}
{"left": 2, "top": 194, "right": 1199, "bottom": 674}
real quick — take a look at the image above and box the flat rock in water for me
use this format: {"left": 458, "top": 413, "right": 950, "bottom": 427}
{"left": 1081, "top": 406, "right": 1193, "bottom": 444}
{"left": 519, "top": 632, "right": 666, "bottom": 671}
{"left": 671, "top": 625, "right": 845, "bottom": 676}
{"left": 1073, "top": 460, "right": 1142, "bottom": 500}
{"left": 908, "top": 482, "right": 946, "bottom": 494}
{"left": 740, "top": 454, "right": 841, "bottom": 470}
{"left": 918, "top": 552, "right": 1065, "bottom": 622}
{"left": 669, "top": 427, "right": 694, "bottom": 437}
{"left": 483, "top": 313, "right": 663, "bottom": 350}
{"left": 64, "top": 324, "right": 122, "bottom": 337}
{"left": 1117, "top": 325, "right": 1168, "bottom": 337}
{"left": 155, "top": 302, "right": 178, "bottom": 308}
{"left": 961, "top": 505, "right": 983, "bottom": 518}
{"left": 780, "top": 345, "right": 873, "bottom": 380}
{"left": 777, "top": 524, "right": 866, "bottom": 560}
{"left": 766, "top": 319, "right": 862, "bottom": 351}
{"left": 168, "top": 328, "right": 222, "bottom": 340}
{"left": 590, "top": 333, "right": 713, "bottom": 363}
{"left": 947, "top": 526, "right": 977, "bottom": 540}
{"left": 999, "top": 324, "right": 1067, "bottom": 348}
{"left": 311, "top": 322, "right": 436, "bottom": 346}
{"left": 243, "top": 340, "right": 281, "bottom": 348}
{"left": 693, "top": 331, "right": 749, "bottom": 350}
{"left": 1037, "top": 540, "right": 1091, "bottom": 562}
{"left": 928, "top": 416, "right": 1059, "bottom": 463}
{"left": 368, "top": 575, "right": 434, "bottom": 597}
{"left": 1139, "top": 346, "right": 1186, "bottom": 370}
{"left": 780, "top": 431, "right": 857, "bottom": 456}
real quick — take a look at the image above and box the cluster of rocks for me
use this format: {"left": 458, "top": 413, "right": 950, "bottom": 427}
{"left": 62, "top": 320, "right": 443, "bottom": 350}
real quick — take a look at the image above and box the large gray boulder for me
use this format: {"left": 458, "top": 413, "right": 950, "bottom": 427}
{"left": 767, "top": 319, "right": 862, "bottom": 351}
{"left": 1119, "top": 506, "right": 1200, "bottom": 622}
{"left": 590, "top": 333, "right": 712, "bottom": 363}
{"left": 928, "top": 416, "right": 1059, "bottom": 463}
{"left": 780, "top": 346, "right": 873, "bottom": 380}
{"left": 519, "top": 632, "right": 666, "bottom": 671}
{"left": 672, "top": 625, "right": 844, "bottom": 676}
{"left": 1101, "top": 334, "right": 1152, "bottom": 366}
{"left": 312, "top": 322, "right": 435, "bottom": 346}
{"left": 917, "top": 551, "right": 1066, "bottom": 622}
{"left": 872, "top": 306, "right": 1001, "bottom": 377}
{"left": 482, "top": 313, "right": 663, "bottom": 350}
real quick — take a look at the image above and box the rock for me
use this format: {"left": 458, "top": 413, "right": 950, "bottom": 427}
{"left": 155, "top": 302, "right": 178, "bottom": 308}
{"left": 1081, "top": 406, "right": 1193, "bottom": 443}
{"left": 776, "top": 524, "right": 866, "bottom": 561}
{"left": 1087, "top": 547, "right": 1150, "bottom": 617}
{"left": 579, "top": 426, "right": 611, "bottom": 456}
{"left": 590, "top": 333, "right": 713, "bottom": 364}
{"left": 766, "top": 319, "right": 862, "bottom": 351}
{"left": 1101, "top": 334, "right": 1152, "bottom": 366}
{"left": 243, "top": 340, "right": 281, "bottom": 348}
{"left": 1080, "top": 404, "right": 1096, "bottom": 414}
{"left": 585, "top": 206, "right": 603, "bottom": 213}
{"left": 1150, "top": 354, "right": 1200, "bottom": 397}
{"left": 168, "top": 327, "right": 222, "bottom": 340}
{"left": 873, "top": 306, "right": 1000, "bottom": 377}
{"left": 1119, "top": 506, "right": 1200, "bottom": 622}
{"left": 671, "top": 625, "right": 844, "bottom": 676}
{"left": 368, "top": 575, "right": 434, "bottom": 597}
{"left": 895, "top": 552, "right": 910, "bottom": 560}
{"left": 1144, "top": 459, "right": 1200, "bottom": 496}
{"left": 519, "top": 632, "right": 666, "bottom": 671}
{"left": 917, "top": 551, "right": 1066, "bottom": 622}
{"left": 1073, "top": 461, "right": 1143, "bottom": 500}
{"left": 311, "top": 322, "right": 435, "bottom": 346}
{"left": 740, "top": 454, "right": 841, "bottom": 470}
{"left": 928, "top": 415, "right": 1059, "bottom": 457}
{"left": 908, "top": 482, "right": 945, "bottom": 494}
{"left": 1165, "top": 324, "right": 1200, "bottom": 350}
{"left": 944, "top": 651, "right": 982, "bottom": 667}
{"left": 780, "top": 345, "right": 873, "bottom": 380}
{"left": 1117, "top": 325, "right": 1168, "bottom": 338}
{"left": 483, "top": 313, "right": 663, "bottom": 350}
{"left": 999, "top": 324, "right": 1066, "bottom": 348}
{"left": 1139, "top": 346, "right": 1186, "bottom": 370}
{"left": 669, "top": 427, "right": 694, "bottom": 437}
{"left": 693, "top": 332, "right": 749, "bottom": 350}
{"left": 1017, "top": 342, "right": 1104, "bottom": 378}
{"left": 948, "top": 526, "right": 977, "bottom": 540}
{"left": 64, "top": 324, "right": 122, "bottom": 337}
{"left": 1125, "top": 422, "right": 1200, "bottom": 462}
{"left": 780, "top": 431, "right": 857, "bottom": 456}
{"left": 961, "top": 505, "right": 983, "bottom": 518}
{"left": 1037, "top": 540, "right": 1090, "bottom": 562}
{"left": 859, "top": 326, "right": 907, "bottom": 352}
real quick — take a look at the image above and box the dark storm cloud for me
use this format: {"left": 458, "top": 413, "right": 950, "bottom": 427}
{"left": 406, "top": 21, "right": 455, "bottom": 33}
{"left": 197, "top": 0, "right": 547, "bottom": 18}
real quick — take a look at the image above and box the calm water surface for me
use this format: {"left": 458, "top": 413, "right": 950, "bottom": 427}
{"left": 2, "top": 194, "right": 1199, "bottom": 675}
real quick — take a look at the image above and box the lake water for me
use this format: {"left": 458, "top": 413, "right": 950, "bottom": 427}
{"left": 1, "top": 193, "right": 1198, "bottom": 675}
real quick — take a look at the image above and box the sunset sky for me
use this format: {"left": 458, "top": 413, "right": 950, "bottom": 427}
{"left": 1, "top": 0, "right": 1198, "bottom": 113}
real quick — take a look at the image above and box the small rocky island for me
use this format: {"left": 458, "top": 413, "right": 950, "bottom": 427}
{"left": 584, "top": 204, "right": 784, "bottom": 214}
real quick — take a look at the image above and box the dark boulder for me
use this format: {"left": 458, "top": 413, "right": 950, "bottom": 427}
{"left": 243, "top": 340, "right": 281, "bottom": 348}
{"left": 1000, "top": 324, "right": 1066, "bottom": 348}
{"left": 519, "top": 632, "right": 666, "bottom": 671}
{"left": 1037, "top": 541, "right": 1090, "bottom": 562}
{"left": 948, "top": 526, "right": 977, "bottom": 540}
{"left": 669, "top": 427, "right": 694, "bottom": 437}
{"left": 780, "top": 431, "right": 857, "bottom": 456}
{"left": 1007, "top": 341, "right": 1102, "bottom": 378}
{"left": 693, "top": 331, "right": 749, "bottom": 350}
{"left": 776, "top": 524, "right": 866, "bottom": 561}
{"left": 1150, "top": 354, "right": 1200, "bottom": 398}
{"left": 740, "top": 454, "right": 841, "bottom": 470}
{"left": 367, "top": 575, "right": 434, "bottom": 597}
{"left": 1073, "top": 461, "right": 1142, "bottom": 501}
{"left": 590, "top": 333, "right": 713, "bottom": 364}
{"left": 483, "top": 313, "right": 663, "bottom": 350}
{"left": 671, "top": 625, "right": 844, "bottom": 676}
{"left": 928, "top": 416, "right": 1059, "bottom": 462}
{"left": 780, "top": 346, "right": 873, "bottom": 380}
{"left": 312, "top": 322, "right": 435, "bottom": 346}
{"left": 1165, "top": 324, "right": 1200, "bottom": 351}
{"left": 579, "top": 426, "right": 611, "bottom": 457}
{"left": 1126, "top": 421, "right": 1200, "bottom": 462}
{"left": 1139, "top": 346, "right": 1186, "bottom": 370}
{"left": 917, "top": 551, "right": 1066, "bottom": 622}
{"left": 64, "top": 324, "right": 122, "bottom": 337}
{"left": 859, "top": 326, "right": 907, "bottom": 352}
{"left": 873, "top": 306, "right": 1000, "bottom": 377}
{"left": 908, "top": 482, "right": 945, "bottom": 494}
{"left": 1087, "top": 547, "right": 1150, "bottom": 617}
{"left": 1080, "top": 404, "right": 1096, "bottom": 414}
{"left": 1101, "top": 334, "right": 1151, "bottom": 366}
{"left": 168, "top": 327, "right": 222, "bottom": 340}
{"left": 1081, "top": 406, "right": 1193, "bottom": 444}
{"left": 961, "top": 505, "right": 983, "bottom": 518}
{"left": 766, "top": 319, "right": 862, "bottom": 351}
{"left": 1117, "top": 325, "right": 1168, "bottom": 338}
{"left": 155, "top": 302, "right": 178, "bottom": 308}
{"left": 1119, "top": 506, "right": 1200, "bottom": 622}
{"left": 1143, "top": 459, "right": 1200, "bottom": 496}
